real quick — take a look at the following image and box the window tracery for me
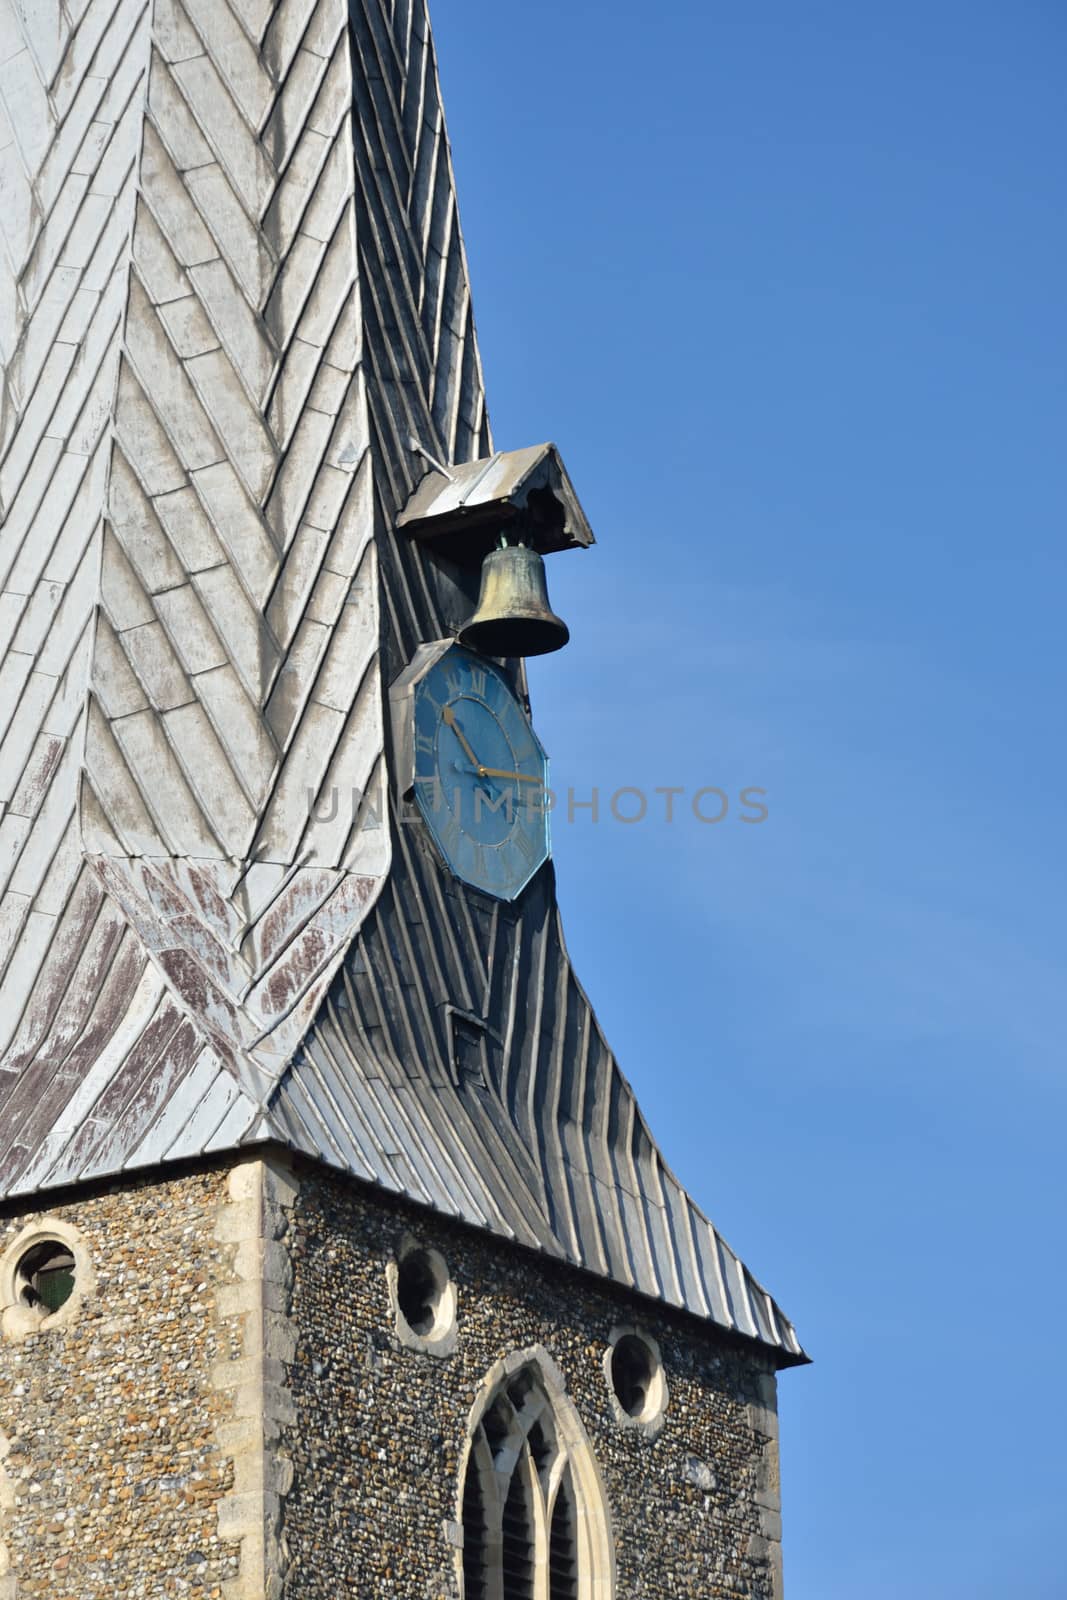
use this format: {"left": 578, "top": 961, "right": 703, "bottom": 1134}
{"left": 460, "top": 1351, "right": 613, "bottom": 1600}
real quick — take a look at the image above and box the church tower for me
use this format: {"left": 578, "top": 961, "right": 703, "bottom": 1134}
{"left": 0, "top": 1, "right": 805, "bottom": 1595}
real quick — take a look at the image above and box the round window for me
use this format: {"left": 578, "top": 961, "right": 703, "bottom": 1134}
{"left": 390, "top": 1241, "right": 457, "bottom": 1354}
{"left": 397, "top": 1249, "right": 440, "bottom": 1337}
{"left": 605, "top": 1327, "right": 668, "bottom": 1430}
{"left": 1, "top": 1220, "right": 92, "bottom": 1342}
{"left": 18, "top": 1241, "right": 76, "bottom": 1313}
{"left": 612, "top": 1334, "right": 656, "bottom": 1416}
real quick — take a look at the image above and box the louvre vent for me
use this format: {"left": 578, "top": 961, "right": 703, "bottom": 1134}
{"left": 450, "top": 1011, "right": 490, "bottom": 1087}
{"left": 484, "top": 1400, "right": 511, "bottom": 1456}
{"left": 528, "top": 1418, "right": 556, "bottom": 1482}
{"left": 461, "top": 1363, "right": 607, "bottom": 1599}
{"left": 501, "top": 1467, "right": 536, "bottom": 1599}
{"left": 462, "top": 1450, "right": 490, "bottom": 1600}
{"left": 549, "top": 1470, "right": 580, "bottom": 1600}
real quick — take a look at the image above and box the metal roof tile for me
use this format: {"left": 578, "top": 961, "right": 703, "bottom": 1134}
{"left": 0, "top": 0, "right": 804, "bottom": 1365}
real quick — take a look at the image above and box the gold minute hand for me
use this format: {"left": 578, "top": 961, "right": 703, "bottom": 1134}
{"left": 442, "top": 705, "right": 485, "bottom": 774}
{"left": 479, "top": 769, "right": 543, "bottom": 785}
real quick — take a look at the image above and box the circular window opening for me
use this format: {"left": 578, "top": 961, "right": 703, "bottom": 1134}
{"left": 611, "top": 1334, "right": 655, "bottom": 1418}
{"left": 397, "top": 1249, "right": 442, "bottom": 1337}
{"left": 18, "top": 1241, "right": 76, "bottom": 1314}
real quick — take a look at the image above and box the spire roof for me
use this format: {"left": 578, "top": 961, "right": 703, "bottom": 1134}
{"left": 0, "top": 0, "right": 803, "bottom": 1364}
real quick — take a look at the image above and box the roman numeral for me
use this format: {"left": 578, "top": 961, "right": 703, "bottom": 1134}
{"left": 514, "top": 828, "right": 538, "bottom": 865}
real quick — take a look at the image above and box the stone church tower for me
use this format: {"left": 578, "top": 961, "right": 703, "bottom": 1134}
{"left": 0, "top": 1, "right": 805, "bottom": 1595}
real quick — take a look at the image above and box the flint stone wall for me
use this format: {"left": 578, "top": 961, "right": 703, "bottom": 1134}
{"left": 0, "top": 1157, "right": 785, "bottom": 1600}
{"left": 280, "top": 1167, "right": 784, "bottom": 1600}
{"left": 0, "top": 1167, "right": 241, "bottom": 1600}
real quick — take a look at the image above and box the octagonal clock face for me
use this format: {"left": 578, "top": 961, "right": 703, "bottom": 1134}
{"left": 413, "top": 646, "right": 550, "bottom": 900}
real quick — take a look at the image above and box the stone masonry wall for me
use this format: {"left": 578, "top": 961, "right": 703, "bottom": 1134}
{"left": 0, "top": 1166, "right": 246, "bottom": 1600}
{"left": 0, "top": 1156, "right": 787, "bottom": 1600}
{"left": 278, "top": 1165, "right": 784, "bottom": 1600}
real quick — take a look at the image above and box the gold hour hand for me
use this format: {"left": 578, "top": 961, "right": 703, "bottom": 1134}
{"left": 442, "top": 705, "right": 485, "bottom": 774}
{"left": 479, "top": 769, "right": 542, "bottom": 785}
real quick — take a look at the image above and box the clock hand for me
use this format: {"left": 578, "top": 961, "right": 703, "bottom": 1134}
{"left": 453, "top": 762, "right": 541, "bottom": 787}
{"left": 442, "top": 705, "right": 486, "bottom": 775}
{"left": 478, "top": 768, "right": 543, "bottom": 785}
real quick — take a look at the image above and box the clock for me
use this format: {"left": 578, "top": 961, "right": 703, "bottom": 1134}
{"left": 412, "top": 645, "right": 550, "bottom": 900}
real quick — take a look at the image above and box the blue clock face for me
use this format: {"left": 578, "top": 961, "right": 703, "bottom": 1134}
{"left": 413, "top": 647, "right": 550, "bottom": 900}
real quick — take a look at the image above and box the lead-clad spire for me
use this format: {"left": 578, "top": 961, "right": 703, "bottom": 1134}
{"left": 0, "top": 0, "right": 802, "bottom": 1360}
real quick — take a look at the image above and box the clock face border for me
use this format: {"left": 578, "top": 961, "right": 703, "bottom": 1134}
{"left": 411, "top": 645, "right": 551, "bottom": 902}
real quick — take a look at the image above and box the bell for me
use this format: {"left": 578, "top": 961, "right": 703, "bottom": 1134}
{"left": 459, "top": 542, "right": 570, "bottom": 658}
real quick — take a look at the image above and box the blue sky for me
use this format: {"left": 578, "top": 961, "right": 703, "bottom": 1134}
{"left": 434, "top": 3, "right": 1066, "bottom": 1596}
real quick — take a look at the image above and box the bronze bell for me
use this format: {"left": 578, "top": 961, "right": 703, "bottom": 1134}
{"left": 459, "top": 542, "right": 570, "bottom": 658}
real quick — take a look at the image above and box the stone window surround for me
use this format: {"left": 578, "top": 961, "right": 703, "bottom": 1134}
{"left": 454, "top": 1345, "right": 616, "bottom": 1600}
{"left": 387, "top": 1233, "right": 458, "bottom": 1356}
{"left": 0, "top": 1217, "right": 95, "bottom": 1344}
{"left": 603, "top": 1324, "right": 669, "bottom": 1438}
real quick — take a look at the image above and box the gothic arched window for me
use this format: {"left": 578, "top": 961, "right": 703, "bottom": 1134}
{"left": 460, "top": 1350, "right": 614, "bottom": 1600}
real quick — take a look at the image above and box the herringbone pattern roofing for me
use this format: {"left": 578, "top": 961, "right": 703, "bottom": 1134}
{"left": 0, "top": 0, "right": 802, "bottom": 1360}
